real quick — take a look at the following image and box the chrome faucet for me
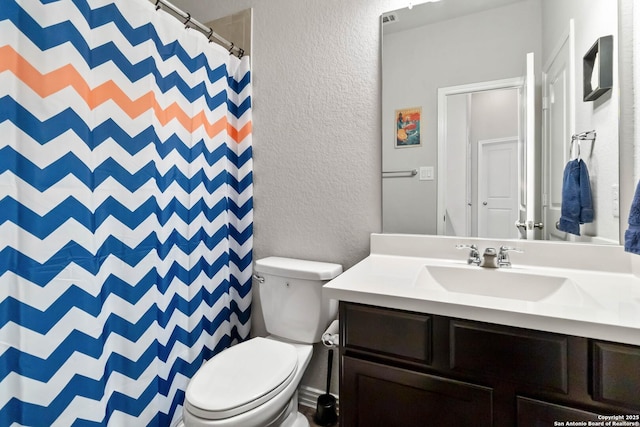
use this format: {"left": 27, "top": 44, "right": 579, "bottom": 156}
{"left": 497, "top": 245, "right": 523, "bottom": 268}
{"left": 480, "top": 247, "right": 499, "bottom": 268}
{"left": 456, "top": 244, "right": 481, "bottom": 266}
{"left": 456, "top": 244, "right": 523, "bottom": 268}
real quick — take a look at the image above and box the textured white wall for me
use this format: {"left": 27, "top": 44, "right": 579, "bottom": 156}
{"left": 634, "top": 0, "right": 640, "bottom": 182}
{"left": 618, "top": 0, "right": 634, "bottom": 236}
{"left": 170, "top": 0, "right": 408, "bottom": 271}
{"left": 169, "top": 0, "right": 409, "bottom": 397}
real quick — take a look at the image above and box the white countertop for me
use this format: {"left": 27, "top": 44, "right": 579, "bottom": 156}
{"left": 323, "top": 234, "right": 640, "bottom": 346}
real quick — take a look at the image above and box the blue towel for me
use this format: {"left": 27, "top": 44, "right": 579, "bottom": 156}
{"left": 557, "top": 159, "right": 594, "bottom": 236}
{"left": 624, "top": 180, "right": 640, "bottom": 254}
{"left": 578, "top": 159, "right": 594, "bottom": 223}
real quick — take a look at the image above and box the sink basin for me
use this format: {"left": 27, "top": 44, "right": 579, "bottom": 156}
{"left": 416, "top": 265, "right": 574, "bottom": 302}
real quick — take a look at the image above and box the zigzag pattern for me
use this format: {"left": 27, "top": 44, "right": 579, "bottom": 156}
{"left": 0, "top": 145, "right": 253, "bottom": 193}
{"left": 2, "top": 1, "right": 232, "bottom": 98}
{"left": 0, "top": 96, "right": 251, "bottom": 152}
{"left": 0, "top": 197, "right": 252, "bottom": 240}
{"left": 0, "top": 0, "right": 252, "bottom": 425}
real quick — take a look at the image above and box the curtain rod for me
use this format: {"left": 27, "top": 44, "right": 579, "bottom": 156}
{"left": 152, "top": 0, "right": 245, "bottom": 58}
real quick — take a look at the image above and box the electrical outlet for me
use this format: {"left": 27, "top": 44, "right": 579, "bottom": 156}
{"left": 612, "top": 184, "right": 619, "bottom": 217}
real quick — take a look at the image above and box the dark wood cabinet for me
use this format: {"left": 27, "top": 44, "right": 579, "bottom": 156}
{"left": 449, "top": 320, "right": 569, "bottom": 394}
{"left": 342, "top": 303, "right": 432, "bottom": 365}
{"left": 342, "top": 356, "right": 493, "bottom": 427}
{"left": 516, "top": 397, "right": 601, "bottom": 425}
{"left": 340, "top": 302, "right": 640, "bottom": 427}
{"left": 592, "top": 341, "right": 640, "bottom": 409}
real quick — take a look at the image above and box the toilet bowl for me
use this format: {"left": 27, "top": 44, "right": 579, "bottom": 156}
{"left": 182, "top": 337, "right": 312, "bottom": 427}
{"left": 181, "top": 257, "right": 342, "bottom": 427}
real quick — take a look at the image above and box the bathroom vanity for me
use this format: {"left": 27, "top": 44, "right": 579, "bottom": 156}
{"left": 323, "top": 234, "right": 640, "bottom": 427}
{"left": 339, "top": 302, "right": 639, "bottom": 426}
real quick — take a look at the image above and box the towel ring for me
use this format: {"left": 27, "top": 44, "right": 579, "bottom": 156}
{"left": 574, "top": 139, "right": 581, "bottom": 159}
{"left": 569, "top": 135, "right": 582, "bottom": 159}
{"left": 570, "top": 130, "right": 596, "bottom": 160}
{"left": 570, "top": 136, "right": 582, "bottom": 160}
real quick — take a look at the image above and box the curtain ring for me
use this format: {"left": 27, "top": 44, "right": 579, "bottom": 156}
{"left": 207, "top": 28, "right": 214, "bottom": 42}
{"left": 155, "top": 0, "right": 161, "bottom": 10}
{"left": 228, "top": 42, "right": 234, "bottom": 54}
{"left": 184, "top": 13, "right": 191, "bottom": 28}
{"left": 237, "top": 48, "right": 245, "bottom": 59}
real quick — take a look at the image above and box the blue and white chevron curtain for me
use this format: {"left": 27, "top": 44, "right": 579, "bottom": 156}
{"left": 0, "top": 0, "right": 253, "bottom": 425}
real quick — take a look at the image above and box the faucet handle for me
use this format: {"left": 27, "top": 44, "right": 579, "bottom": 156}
{"left": 499, "top": 245, "right": 523, "bottom": 254}
{"left": 456, "top": 243, "right": 479, "bottom": 256}
{"left": 456, "top": 243, "right": 478, "bottom": 251}
{"left": 498, "top": 246, "right": 523, "bottom": 267}
{"left": 456, "top": 244, "right": 481, "bottom": 265}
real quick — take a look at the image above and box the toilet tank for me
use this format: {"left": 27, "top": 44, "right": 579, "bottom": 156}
{"left": 255, "top": 257, "right": 342, "bottom": 344}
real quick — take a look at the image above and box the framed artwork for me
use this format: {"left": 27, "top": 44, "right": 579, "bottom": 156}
{"left": 395, "top": 107, "right": 422, "bottom": 148}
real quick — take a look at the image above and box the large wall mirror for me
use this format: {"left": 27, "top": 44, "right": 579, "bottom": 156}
{"left": 381, "top": 0, "right": 620, "bottom": 244}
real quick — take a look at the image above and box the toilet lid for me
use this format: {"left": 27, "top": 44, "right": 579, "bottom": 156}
{"left": 185, "top": 337, "right": 298, "bottom": 420}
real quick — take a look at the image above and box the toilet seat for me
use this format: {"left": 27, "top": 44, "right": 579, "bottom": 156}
{"left": 185, "top": 337, "right": 299, "bottom": 421}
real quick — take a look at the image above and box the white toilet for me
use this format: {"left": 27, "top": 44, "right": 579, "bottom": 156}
{"left": 181, "top": 257, "right": 342, "bottom": 427}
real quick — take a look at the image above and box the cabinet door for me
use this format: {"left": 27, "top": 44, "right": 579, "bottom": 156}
{"left": 342, "top": 356, "right": 493, "bottom": 427}
{"left": 517, "top": 397, "right": 601, "bottom": 426}
{"left": 342, "top": 303, "right": 432, "bottom": 365}
{"left": 450, "top": 320, "right": 569, "bottom": 393}
{"left": 592, "top": 341, "right": 640, "bottom": 409}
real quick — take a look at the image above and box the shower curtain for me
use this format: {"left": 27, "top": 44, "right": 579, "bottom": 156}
{"left": 0, "top": 0, "right": 252, "bottom": 425}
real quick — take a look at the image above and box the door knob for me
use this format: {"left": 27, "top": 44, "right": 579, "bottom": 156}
{"left": 515, "top": 221, "right": 527, "bottom": 230}
{"left": 516, "top": 221, "right": 544, "bottom": 231}
{"left": 482, "top": 201, "right": 488, "bottom": 206}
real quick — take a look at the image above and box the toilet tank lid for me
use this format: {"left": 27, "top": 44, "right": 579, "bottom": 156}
{"left": 254, "top": 257, "right": 342, "bottom": 280}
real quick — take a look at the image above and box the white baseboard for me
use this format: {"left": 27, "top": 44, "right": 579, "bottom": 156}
{"left": 297, "top": 385, "right": 339, "bottom": 412}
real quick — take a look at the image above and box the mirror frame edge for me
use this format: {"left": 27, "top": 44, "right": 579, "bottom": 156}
{"left": 618, "top": 0, "right": 634, "bottom": 246}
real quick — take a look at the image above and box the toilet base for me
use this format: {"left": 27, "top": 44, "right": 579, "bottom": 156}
{"left": 281, "top": 411, "right": 310, "bottom": 427}
{"left": 176, "top": 411, "right": 308, "bottom": 427}
{"left": 179, "top": 391, "right": 310, "bottom": 427}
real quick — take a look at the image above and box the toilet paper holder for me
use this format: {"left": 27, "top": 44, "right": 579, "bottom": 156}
{"left": 321, "top": 319, "right": 339, "bottom": 348}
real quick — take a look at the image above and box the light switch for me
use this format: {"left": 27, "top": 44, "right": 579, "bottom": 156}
{"left": 419, "top": 166, "right": 434, "bottom": 181}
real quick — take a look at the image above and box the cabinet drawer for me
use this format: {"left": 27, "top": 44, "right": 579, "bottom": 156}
{"left": 592, "top": 341, "right": 640, "bottom": 409}
{"left": 517, "top": 396, "right": 600, "bottom": 425}
{"left": 450, "top": 320, "right": 568, "bottom": 393}
{"left": 342, "top": 303, "right": 432, "bottom": 364}
{"left": 342, "top": 356, "right": 493, "bottom": 427}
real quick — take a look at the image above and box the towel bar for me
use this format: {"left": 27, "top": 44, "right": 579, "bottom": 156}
{"left": 382, "top": 169, "right": 418, "bottom": 178}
